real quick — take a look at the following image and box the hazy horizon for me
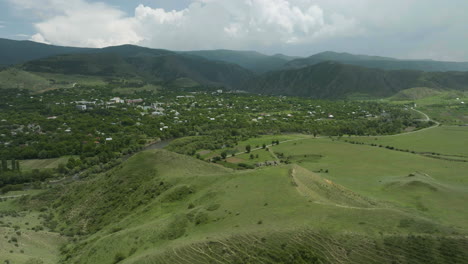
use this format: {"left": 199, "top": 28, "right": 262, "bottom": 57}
{"left": 2, "top": 0, "right": 468, "bottom": 61}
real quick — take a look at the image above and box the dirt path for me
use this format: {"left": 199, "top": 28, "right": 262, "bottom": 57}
{"left": 290, "top": 168, "right": 395, "bottom": 211}
{"left": 0, "top": 194, "right": 28, "bottom": 199}
{"left": 376, "top": 108, "right": 439, "bottom": 137}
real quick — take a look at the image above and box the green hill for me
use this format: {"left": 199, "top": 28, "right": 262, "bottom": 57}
{"left": 18, "top": 147, "right": 468, "bottom": 263}
{"left": 285, "top": 51, "right": 468, "bottom": 72}
{"left": 244, "top": 61, "right": 468, "bottom": 99}
{"left": 21, "top": 52, "right": 254, "bottom": 88}
{"left": 0, "top": 68, "right": 51, "bottom": 91}
{"left": 0, "top": 38, "right": 91, "bottom": 66}
{"left": 390, "top": 87, "right": 443, "bottom": 100}
{"left": 184, "top": 50, "right": 297, "bottom": 73}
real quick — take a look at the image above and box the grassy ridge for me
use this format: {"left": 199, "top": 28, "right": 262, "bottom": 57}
{"left": 11, "top": 123, "right": 468, "bottom": 263}
{"left": 271, "top": 137, "right": 468, "bottom": 229}
{"left": 0, "top": 194, "right": 67, "bottom": 264}
{"left": 17, "top": 145, "right": 465, "bottom": 263}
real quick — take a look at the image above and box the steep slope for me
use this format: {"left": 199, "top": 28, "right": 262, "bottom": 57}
{"left": 285, "top": 51, "right": 468, "bottom": 72}
{"left": 21, "top": 149, "right": 466, "bottom": 264}
{"left": 20, "top": 52, "right": 254, "bottom": 88}
{"left": 0, "top": 68, "right": 51, "bottom": 91}
{"left": 183, "top": 49, "right": 296, "bottom": 73}
{"left": 244, "top": 61, "right": 468, "bottom": 98}
{"left": 0, "top": 38, "right": 92, "bottom": 66}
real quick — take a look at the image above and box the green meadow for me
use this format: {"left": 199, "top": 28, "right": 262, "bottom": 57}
{"left": 0, "top": 190, "right": 66, "bottom": 264}
{"left": 14, "top": 122, "right": 467, "bottom": 263}
{"left": 5, "top": 97, "right": 468, "bottom": 263}
{"left": 20, "top": 156, "right": 72, "bottom": 171}
{"left": 349, "top": 126, "right": 468, "bottom": 157}
{"left": 25, "top": 148, "right": 465, "bottom": 263}
{"left": 387, "top": 89, "right": 468, "bottom": 125}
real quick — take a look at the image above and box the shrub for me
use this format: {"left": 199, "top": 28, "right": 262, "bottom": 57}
{"left": 113, "top": 252, "right": 126, "bottom": 263}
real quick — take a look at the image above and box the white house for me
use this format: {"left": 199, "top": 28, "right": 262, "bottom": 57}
{"left": 109, "top": 97, "right": 124, "bottom": 104}
{"left": 76, "top": 105, "right": 87, "bottom": 111}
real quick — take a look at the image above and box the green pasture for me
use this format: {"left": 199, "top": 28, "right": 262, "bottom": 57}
{"left": 349, "top": 126, "right": 468, "bottom": 157}
{"left": 40, "top": 147, "right": 467, "bottom": 263}
{"left": 20, "top": 156, "right": 72, "bottom": 170}
{"left": 271, "top": 137, "right": 468, "bottom": 229}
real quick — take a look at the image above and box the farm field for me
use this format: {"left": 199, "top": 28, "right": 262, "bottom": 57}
{"left": 195, "top": 134, "right": 310, "bottom": 160}
{"left": 20, "top": 156, "right": 72, "bottom": 171}
{"left": 348, "top": 126, "right": 468, "bottom": 157}
{"left": 270, "top": 137, "right": 468, "bottom": 229}
{"left": 387, "top": 89, "right": 468, "bottom": 125}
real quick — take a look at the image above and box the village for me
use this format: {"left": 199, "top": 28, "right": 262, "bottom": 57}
{"left": 0, "top": 86, "right": 426, "bottom": 166}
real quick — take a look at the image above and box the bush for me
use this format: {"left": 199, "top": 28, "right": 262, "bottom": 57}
{"left": 113, "top": 252, "right": 126, "bottom": 263}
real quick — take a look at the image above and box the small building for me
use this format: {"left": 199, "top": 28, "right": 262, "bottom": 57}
{"left": 152, "top": 111, "right": 165, "bottom": 116}
{"left": 127, "top": 98, "right": 144, "bottom": 104}
{"left": 109, "top": 97, "right": 124, "bottom": 104}
{"left": 76, "top": 105, "right": 87, "bottom": 111}
{"left": 75, "top": 100, "right": 96, "bottom": 105}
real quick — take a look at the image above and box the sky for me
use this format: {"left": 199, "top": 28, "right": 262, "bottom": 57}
{"left": 2, "top": 0, "right": 468, "bottom": 61}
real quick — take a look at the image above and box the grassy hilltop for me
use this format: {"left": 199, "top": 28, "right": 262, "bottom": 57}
{"left": 8, "top": 126, "right": 467, "bottom": 263}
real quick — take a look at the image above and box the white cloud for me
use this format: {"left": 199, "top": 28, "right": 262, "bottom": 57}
{"left": 30, "top": 33, "right": 50, "bottom": 44}
{"left": 8, "top": 0, "right": 359, "bottom": 50}
{"left": 7, "top": 0, "right": 468, "bottom": 60}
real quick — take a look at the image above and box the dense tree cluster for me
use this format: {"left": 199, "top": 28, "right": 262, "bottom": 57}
{"left": 0, "top": 86, "right": 429, "bottom": 192}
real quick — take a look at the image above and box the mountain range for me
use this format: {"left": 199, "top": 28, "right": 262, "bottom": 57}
{"left": 1, "top": 38, "right": 468, "bottom": 98}
{"left": 285, "top": 51, "right": 468, "bottom": 72}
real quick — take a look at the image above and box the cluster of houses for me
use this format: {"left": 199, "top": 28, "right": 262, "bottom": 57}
{"left": 74, "top": 97, "right": 145, "bottom": 111}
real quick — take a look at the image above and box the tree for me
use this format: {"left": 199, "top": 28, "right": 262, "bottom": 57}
{"left": 67, "top": 157, "right": 76, "bottom": 170}
{"left": 245, "top": 145, "right": 251, "bottom": 153}
{"left": 262, "top": 144, "right": 266, "bottom": 149}
{"left": 57, "top": 163, "right": 68, "bottom": 174}
{"left": 1, "top": 158, "right": 6, "bottom": 172}
{"left": 250, "top": 154, "right": 254, "bottom": 159}
{"left": 221, "top": 151, "right": 227, "bottom": 159}
{"left": 11, "top": 159, "right": 16, "bottom": 171}
{"left": 15, "top": 161, "right": 20, "bottom": 171}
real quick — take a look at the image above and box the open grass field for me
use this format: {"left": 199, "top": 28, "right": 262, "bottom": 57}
{"left": 271, "top": 137, "right": 468, "bottom": 230}
{"left": 0, "top": 69, "right": 50, "bottom": 92}
{"left": 21, "top": 143, "right": 467, "bottom": 263}
{"left": 9, "top": 106, "right": 468, "bottom": 263}
{"left": 34, "top": 72, "right": 107, "bottom": 87}
{"left": 20, "top": 156, "right": 72, "bottom": 171}
{"left": 387, "top": 89, "right": 468, "bottom": 125}
{"left": 197, "top": 134, "right": 310, "bottom": 160}
{"left": 0, "top": 190, "right": 66, "bottom": 264}
{"left": 348, "top": 126, "right": 468, "bottom": 157}
{"left": 0, "top": 69, "right": 108, "bottom": 92}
